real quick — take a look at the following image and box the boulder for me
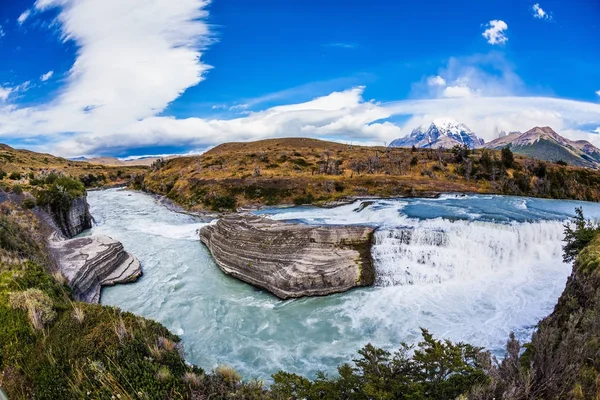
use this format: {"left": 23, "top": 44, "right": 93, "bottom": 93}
{"left": 50, "top": 235, "right": 142, "bottom": 303}
{"left": 200, "top": 215, "right": 375, "bottom": 299}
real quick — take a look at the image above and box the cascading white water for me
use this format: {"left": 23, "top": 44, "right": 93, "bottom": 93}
{"left": 373, "top": 220, "right": 566, "bottom": 286}
{"left": 88, "top": 190, "right": 600, "bottom": 381}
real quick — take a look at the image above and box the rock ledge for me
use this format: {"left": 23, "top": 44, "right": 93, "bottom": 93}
{"left": 200, "top": 215, "right": 375, "bottom": 299}
{"left": 50, "top": 235, "right": 142, "bottom": 303}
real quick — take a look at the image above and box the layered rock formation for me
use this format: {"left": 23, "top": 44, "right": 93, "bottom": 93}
{"left": 37, "top": 196, "right": 93, "bottom": 238}
{"left": 50, "top": 235, "right": 142, "bottom": 303}
{"left": 200, "top": 215, "right": 375, "bottom": 299}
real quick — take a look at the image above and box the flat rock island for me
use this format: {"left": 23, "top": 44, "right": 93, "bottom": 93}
{"left": 200, "top": 215, "right": 375, "bottom": 299}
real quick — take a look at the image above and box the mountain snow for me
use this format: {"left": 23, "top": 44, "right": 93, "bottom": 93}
{"left": 389, "top": 119, "right": 484, "bottom": 149}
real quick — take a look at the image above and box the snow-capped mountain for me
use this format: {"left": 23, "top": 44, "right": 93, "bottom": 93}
{"left": 485, "top": 126, "right": 600, "bottom": 169}
{"left": 389, "top": 119, "right": 484, "bottom": 149}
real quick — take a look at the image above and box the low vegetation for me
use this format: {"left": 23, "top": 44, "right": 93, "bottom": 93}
{"left": 143, "top": 138, "right": 600, "bottom": 212}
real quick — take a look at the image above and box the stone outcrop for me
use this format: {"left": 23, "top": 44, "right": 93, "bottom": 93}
{"left": 38, "top": 196, "right": 93, "bottom": 238}
{"left": 200, "top": 215, "right": 375, "bottom": 299}
{"left": 50, "top": 235, "right": 142, "bottom": 303}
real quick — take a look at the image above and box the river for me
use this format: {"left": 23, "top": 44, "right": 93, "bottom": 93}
{"left": 87, "top": 189, "right": 600, "bottom": 381}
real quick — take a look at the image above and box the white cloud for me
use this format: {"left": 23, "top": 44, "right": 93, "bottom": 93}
{"left": 325, "top": 43, "right": 357, "bottom": 49}
{"left": 0, "top": 1, "right": 599, "bottom": 156}
{"left": 532, "top": 4, "right": 551, "bottom": 20}
{"left": 40, "top": 71, "right": 54, "bottom": 82}
{"left": 0, "top": 87, "right": 13, "bottom": 102}
{"left": 427, "top": 75, "right": 446, "bottom": 86}
{"left": 0, "top": 25, "right": 5, "bottom": 38}
{"left": 443, "top": 85, "right": 474, "bottom": 98}
{"left": 482, "top": 20, "right": 508, "bottom": 45}
{"left": 18, "top": 10, "right": 32, "bottom": 25}
{"left": 596, "top": 90, "right": 600, "bottom": 97}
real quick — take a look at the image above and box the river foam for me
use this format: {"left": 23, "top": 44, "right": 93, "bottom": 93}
{"left": 88, "top": 189, "right": 600, "bottom": 381}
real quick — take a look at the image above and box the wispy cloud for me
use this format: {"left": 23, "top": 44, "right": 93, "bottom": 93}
{"left": 0, "top": 87, "right": 13, "bottom": 102}
{"left": 18, "top": 9, "right": 31, "bottom": 25}
{"left": 596, "top": 90, "right": 600, "bottom": 97}
{"left": 532, "top": 3, "right": 551, "bottom": 20}
{"left": 0, "top": 25, "right": 5, "bottom": 38}
{"left": 324, "top": 42, "right": 357, "bottom": 49}
{"left": 482, "top": 20, "right": 508, "bottom": 45}
{"left": 40, "top": 71, "right": 54, "bottom": 82}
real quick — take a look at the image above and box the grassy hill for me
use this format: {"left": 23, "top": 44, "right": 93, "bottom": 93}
{"left": 144, "top": 137, "right": 600, "bottom": 211}
{"left": 0, "top": 143, "right": 148, "bottom": 190}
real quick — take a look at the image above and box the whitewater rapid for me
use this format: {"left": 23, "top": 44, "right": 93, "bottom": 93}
{"left": 87, "top": 190, "right": 600, "bottom": 381}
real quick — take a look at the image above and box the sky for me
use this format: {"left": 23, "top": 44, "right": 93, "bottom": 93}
{"left": 0, "top": 0, "right": 599, "bottom": 158}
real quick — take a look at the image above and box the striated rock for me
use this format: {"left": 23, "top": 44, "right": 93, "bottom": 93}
{"left": 50, "top": 235, "right": 142, "bottom": 303}
{"left": 38, "top": 196, "right": 93, "bottom": 238}
{"left": 200, "top": 215, "right": 375, "bottom": 299}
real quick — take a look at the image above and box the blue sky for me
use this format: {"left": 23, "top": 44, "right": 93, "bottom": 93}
{"left": 0, "top": 0, "right": 599, "bottom": 157}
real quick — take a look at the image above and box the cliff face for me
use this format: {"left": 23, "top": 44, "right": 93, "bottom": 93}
{"left": 38, "top": 195, "right": 93, "bottom": 238}
{"left": 200, "top": 215, "right": 375, "bottom": 299}
{"left": 50, "top": 234, "right": 142, "bottom": 303}
{"left": 519, "top": 237, "right": 600, "bottom": 399}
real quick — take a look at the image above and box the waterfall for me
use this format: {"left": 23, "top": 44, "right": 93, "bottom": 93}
{"left": 373, "top": 220, "right": 567, "bottom": 286}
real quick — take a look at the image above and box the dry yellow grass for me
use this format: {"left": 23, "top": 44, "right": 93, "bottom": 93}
{"left": 0, "top": 143, "right": 148, "bottom": 188}
{"left": 144, "top": 137, "right": 600, "bottom": 211}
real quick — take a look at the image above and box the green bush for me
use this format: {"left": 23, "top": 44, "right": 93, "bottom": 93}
{"left": 35, "top": 176, "right": 86, "bottom": 213}
{"left": 501, "top": 147, "right": 514, "bottom": 169}
{"left": 12, "top": 184, "right": 23, "bottom": 195}
{"left": 9, "top": 172, "right": 22, "bottom": 180}
{"left": 563, "top": 207, "right": 600, "bottom": 263}
{"left": 271, "top": 328, "right": 489, "bottom": 399}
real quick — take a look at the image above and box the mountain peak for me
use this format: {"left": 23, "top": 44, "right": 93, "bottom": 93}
{"left": 485, "top": 126, "right": 600, "bottom": 169}
{"left": 389, "top": 119, "right": 483, "bottom": 149}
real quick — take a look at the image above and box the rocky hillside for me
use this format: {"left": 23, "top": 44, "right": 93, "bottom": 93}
{"left": 485, "top": 126, "right": 600, "bottom": 169}
{"left": 389, "top": 119, "right": 484, "bottom": 149}
{"left": 144, "top": 137, "right": 600, "bottom": 212}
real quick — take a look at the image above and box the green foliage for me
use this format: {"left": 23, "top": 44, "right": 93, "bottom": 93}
{"left": 271, "top": 328, "right": 489, "bottom": 399}
{"left": 9, "top": 172, "right": 22, "bottom": 180}
{"left": 0, "top": 170, "right": 6, "bottom": 180}
{"left": 410, "top": 156, "right": 419, "bottom": 167}
{"left": 293, "top": 193, "right": 314, "bottom": 205}
{"left": 501, "top": 147, "right": 514, "bottom": 169}
{"left": 563, "top": 207, "right": 600, "bottom": 263}
{"left": 452, "top": 144, "right": 470, "bottom": 163}
{"left": 35, "top": 175, "right": 85, "bottom": 213}
{"left": 11, "top": 184, "right": 23, "bottom": 195}
{"left": 210, "top": 195, "right": 237, "bottom": 211}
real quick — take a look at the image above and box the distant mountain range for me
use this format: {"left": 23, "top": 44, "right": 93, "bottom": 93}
{"left": 390, "top": 120, "right": 600, "bottom": 169}
{"left": 389, "top": 119, "right": 485, "bottom": 149}
{"left": 484, "top": 126, "right": 600, "bottom": 169}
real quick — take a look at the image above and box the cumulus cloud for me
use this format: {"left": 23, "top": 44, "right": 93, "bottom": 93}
{"left": 532, "top": 4, "right": 551, "bottom": 20}
{"left": 40, "top": 71, "right": 54, "bottom": 82}
{"left": 596, "top": 90, "right": 600, "bottom": 97}
{"left": 482, "top": 20, "right": 508, "bottom": 45}
{"left": 427, "top": 75, "right": 446, "bottom": 86}
{"left": 18, "top": 10, "right": 31, "bottom": 25}
{"left": 0, "top": 0, "right": 599, "bottom": 157}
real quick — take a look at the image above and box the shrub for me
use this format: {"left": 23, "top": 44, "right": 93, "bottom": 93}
{"left": 501, "top": 147, "right": 514, "bottom": 169}
{"left": 0, "top": 170, "right": 6, "bottom": 180}
{"left": 9, "top": 289, "right": 57, "bottom": 330}
{"left": 293, "top": 194, "right": 314, "bottom": 205}
{"left": 22, "top": 196, "right": 36, "bottom": 209}
{"left": 211, "top": 195, "right": 236, "bottom": 211}
{"left": 556, "top": 159, "right": 568, "bottom": 166}
{"left": 9, "top": 172, "right": 22, "bottom": 180}
{"left": 35, "top": 176, "right": 86, "bottom": 213}
{"left": 563, "top": 207, "right": 600, "bottom": 263}
{"left": 12, "top": 184, "right": 23, "bottom": 195}
{"left": 410, "top": 156, "right": 419, "bottom": 167}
